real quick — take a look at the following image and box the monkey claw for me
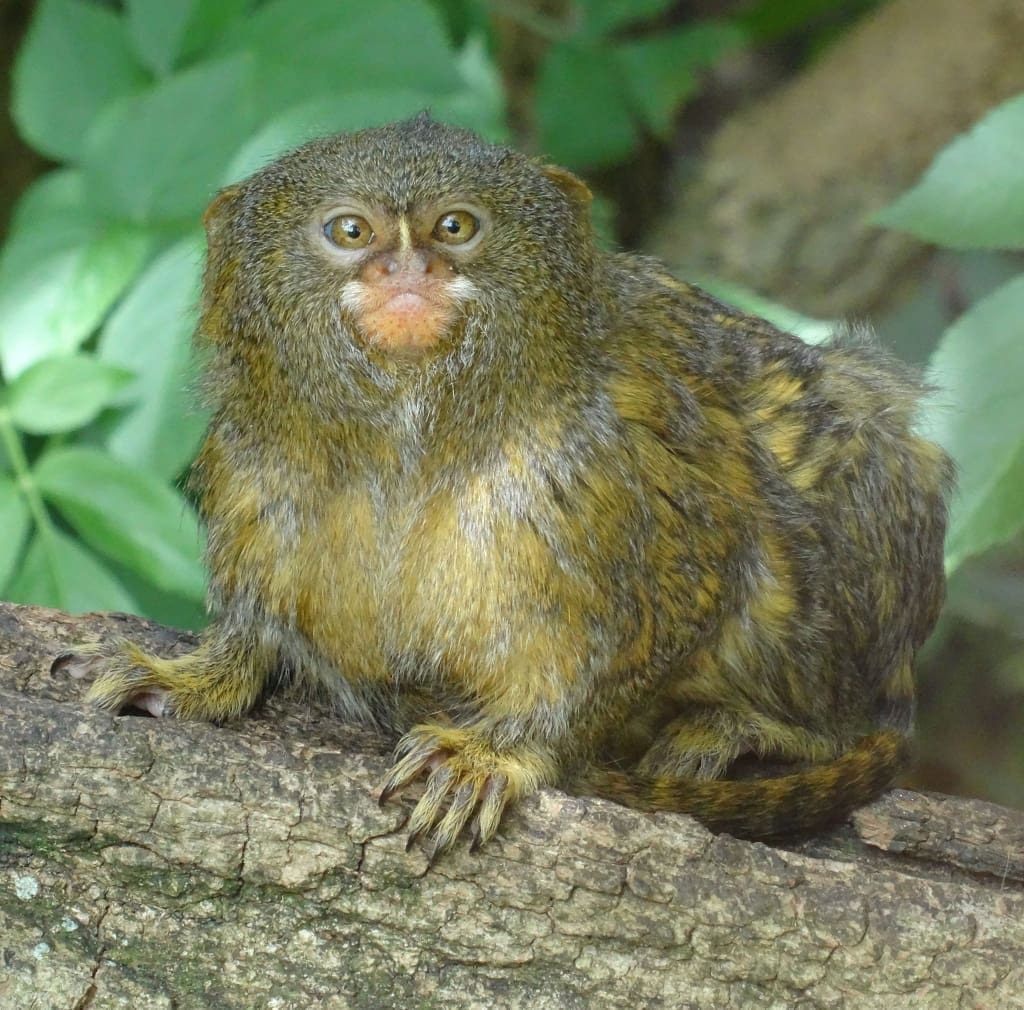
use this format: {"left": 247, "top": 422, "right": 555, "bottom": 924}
{"left": 378, "top": 724, "right": 546, "bottom": 862}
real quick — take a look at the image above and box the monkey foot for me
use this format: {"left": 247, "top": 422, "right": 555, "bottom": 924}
{"left": 378, "top": 724, "right": 552, "bottom": 861}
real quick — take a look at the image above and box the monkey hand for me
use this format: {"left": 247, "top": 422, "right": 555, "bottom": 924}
{"left": 56, "top": 636, "right": 266, "bottom": 723}
{"left": 378, "top": 723, "right": 555, "bottom": 861}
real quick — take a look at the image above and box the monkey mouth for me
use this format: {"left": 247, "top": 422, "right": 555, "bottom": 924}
{"left": 379, "top": 290, "right": 433, "bottom": 314}
{"left": 354, "top": 284, "right": 454, "bottom": 353}
{"left": 342, "top": 274, "right": 477, "bottom": 355}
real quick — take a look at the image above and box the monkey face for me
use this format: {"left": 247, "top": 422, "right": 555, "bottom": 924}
{"left": 314, "top": 198, "right": 488, "bottom": 355}
{"left": 199, "top": 117, "right": 598, "bottom": 388}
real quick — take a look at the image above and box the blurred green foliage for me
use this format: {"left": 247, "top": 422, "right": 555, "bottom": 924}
{"left": 875, "top": 94, "right": 1024, "bottom": 572}
{"left": 532, "top": 10, "right": 742, "bottom": 166}
{"left": 0, "top": 0, "right": 1022, "bottom": 650}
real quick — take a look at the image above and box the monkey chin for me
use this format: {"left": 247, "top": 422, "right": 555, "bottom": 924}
{"left": 358, "top": 292, "right": 455, "bottom": 355}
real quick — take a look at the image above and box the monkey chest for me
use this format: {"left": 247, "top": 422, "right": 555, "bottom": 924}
{"left": 283, "top": 478, "right": 565, "bottom": 684}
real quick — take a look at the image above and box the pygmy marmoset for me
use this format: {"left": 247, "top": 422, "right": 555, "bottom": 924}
{"left": 74, "top": 116, "right": 954, "bottom": 858}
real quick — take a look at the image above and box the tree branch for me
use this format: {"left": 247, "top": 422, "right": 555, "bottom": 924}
{"left": 652, "top": 0, "right": 1024, "bottom": 318}
{"left": 2, "top": 601, "right": 1022, "bottom": 1009}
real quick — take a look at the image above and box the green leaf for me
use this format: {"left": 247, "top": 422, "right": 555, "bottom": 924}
{"left": 7, "top": 529, "right": 139, "bottom": 614}
{"left": 224, "top": 91, "right": 442, "bottom": 183}
{"left": 583, "top": 0, "right": 675, "bottom": 36}
{"left": 538, "top": 20, "right": 738, "bottom": 165}
{"left": 0, "top": 172, "right": 153, "bottom": 380}
{"left": 125, "top": 0, "right": 250, "bottom": 75}
{"left": 6, "top": 354, "right": 134, "bottom": 435}
{"left": 82, "top": 55, "right": 262, "bottom": 226}
{"left": 921, "top": 275, "right": 1024, "bottom": 570}
{"left": 177, "top": 0, "right": 253, "bottom": 64}
{"left": 0, "top": 475, "right": 31, "bottom": 592}
{"left": 34, "top": 446, "right": 206, "bottom": 601}
{"left": 212, "top": 0, "right": 459, "bottom": 113}
{"left": 12, "top": 0, "right": 149, "bottom": 161}
{"left": 224, "top": 41, "right": 506, "bottom": 183}
{"left": 441, "top": 34, "right": 508, "bottom": 139}
{"left": 739, "top": 0, "right": 854, "bottom": 43}
{"left": 615, "top": 23, "right": 742, "bottom": 136}
{"left": 125, "top": 0, "right": 199, "bottom": 75}
{"left": 98, "top": 236, "right": 208, "bottom": 480}
{"left": 114, "top": 569, "right": 208, "bottom": 631}
{"left": 944, "top": 444, "right": 1024, "bottom": 574}
{"left": 428, "top": 0, "right": 490, "bottom": 45}
{"left": 536, "top": 43, "right": 637, "bottom": 167}
{"left": 875, "top": 93, "right": 1024, "bottom": 250}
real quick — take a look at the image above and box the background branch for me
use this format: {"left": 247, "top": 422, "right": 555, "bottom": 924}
{"left": 652, "top": 0, "right": 1024, "bottom": 318}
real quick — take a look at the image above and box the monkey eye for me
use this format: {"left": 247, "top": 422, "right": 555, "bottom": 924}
{"left": 433, "top": 210, "right": 480, "bottom": 245}
{"left": 324, "top": 214, "right": 375, "bottom": 250}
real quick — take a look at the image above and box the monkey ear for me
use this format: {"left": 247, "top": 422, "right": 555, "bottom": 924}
{"left": 203, "top": 184, "right": 243, "bottom": 243}
{"left": 541, "top": 165, "right": 593, "bottom": 211}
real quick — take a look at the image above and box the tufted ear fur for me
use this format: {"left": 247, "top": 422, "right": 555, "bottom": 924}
{"left": 540, "top": 164, "right": 593, "bottom": 212}
{"left": 202, "top": 184, "right": 244, "bottom": 244}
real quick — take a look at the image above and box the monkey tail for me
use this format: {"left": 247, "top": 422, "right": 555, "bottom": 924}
{"left": 578, "top": 729, "right": 910, "bottom": 840}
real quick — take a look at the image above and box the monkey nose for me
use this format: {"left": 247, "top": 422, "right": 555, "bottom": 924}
{"left": 362, "top": 250, "right": 454, "bottom": 283}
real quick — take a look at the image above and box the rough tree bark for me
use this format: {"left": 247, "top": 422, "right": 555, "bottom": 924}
{"left": 1, "top": 602, "right": 1022, "bottom": 1010}
{"left": 651, "top": 0, "right": 1024, "bottom": 319}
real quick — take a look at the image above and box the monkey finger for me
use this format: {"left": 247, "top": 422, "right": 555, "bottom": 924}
{"left": 378, "top": 736, "right": 444, "bottom": 805}
{"left": 51, "top": 648, "right": 102, "bottom": 679}
{"left": 404, "top": 763, "right": 456, "bottom": 842}
{"left": 85, "top": 668, "right": 164, "bottom": 714}
{"left": 469, "top": 774, "right": 509, "bottom": 852}
{"left": 425, "top": 777, "right": 484, "bottom": 860}
{"left": 393, "top": 727, "right": 441, "bottom": 761}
